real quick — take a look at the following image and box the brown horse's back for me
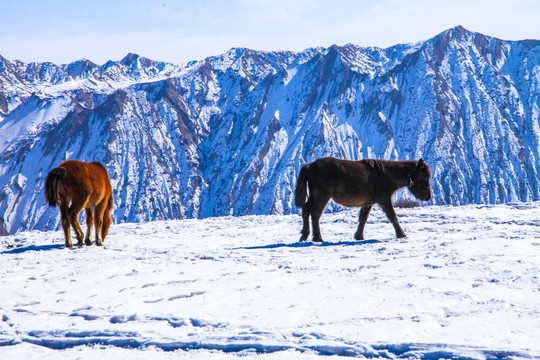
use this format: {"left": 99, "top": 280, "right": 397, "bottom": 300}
{"left": 45, "top": 160, "right": 113, "bottom": 247}
{"left": 56, "top": 160, "right": 112, "bottom": 207}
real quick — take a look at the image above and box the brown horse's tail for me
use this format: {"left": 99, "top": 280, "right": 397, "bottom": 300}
{"left": 101, "top": 193, "right": 114, "bottom": 240}
{"left": 295, "top": 164, "right": 310, "bottom": 208}
{"left": 44, "top": 167, "right": 66, "bottom": 207}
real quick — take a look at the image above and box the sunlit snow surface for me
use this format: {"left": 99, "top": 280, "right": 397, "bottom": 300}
{"left": 1, "top": 203, "right": 539, "bottom": 359}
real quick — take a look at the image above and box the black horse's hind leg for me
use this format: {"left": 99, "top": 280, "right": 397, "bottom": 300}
{"left": 354, "top": 205, "right": 372, "bottom": 240}
{"left": 310, "top": 194, "right": 329, "bottom": 243}
{"left": 299, "top": 195, "right": 313, "bottom": 241}
{"left": 300, "top": 210, "right": 310, "bottom": 242}
{"left": 311, "top": 211, "right": 323, "bottom": 242}
{"left": 379, "top": 200, "right": 406, "bottom": 238}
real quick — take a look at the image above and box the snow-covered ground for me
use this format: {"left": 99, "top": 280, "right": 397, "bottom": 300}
{"left": 1, "top": 203, "right": 539, "bottom": 359}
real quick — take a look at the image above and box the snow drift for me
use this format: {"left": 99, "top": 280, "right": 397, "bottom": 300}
{"left": 1, "top": 203, "right": 539, "bottom": 359}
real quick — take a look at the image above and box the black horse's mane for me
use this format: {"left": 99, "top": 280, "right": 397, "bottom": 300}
{"left": 360, "top": 159, "right": 417, "bottom": 172}
{"left": 360, "top": 159, "right": 422, "bottom": 187}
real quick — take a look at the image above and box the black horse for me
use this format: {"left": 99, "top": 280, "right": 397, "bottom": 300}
{"left": 294, "top": 157, "right": 432, "bottom": 242}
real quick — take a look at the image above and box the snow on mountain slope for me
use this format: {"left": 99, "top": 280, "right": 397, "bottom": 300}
{"left": 1, "top": 26, "right": 540, "bottom": 235}
{"left": 1, "top": 203, "right": 539, "bottom": 359}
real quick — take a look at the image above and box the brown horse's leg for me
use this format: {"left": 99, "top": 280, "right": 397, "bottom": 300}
{"left": 379, "top": 200, "right": 406, "bottom": 238}
{"left": 60, "top": 203, "right": 73, "bottom": 248}
{"left": 354, "top": 205, "right": 372, "bottom": 240}
{"left": 68, "top": 200, "right": 87, "bottom": 247}
{"left": 85, "top": 208, "right": 94, "bottom": 246}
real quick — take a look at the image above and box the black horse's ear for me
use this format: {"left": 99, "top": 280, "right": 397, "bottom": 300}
{"left": 417, "top": 158, "right": 425, "bottom": 168}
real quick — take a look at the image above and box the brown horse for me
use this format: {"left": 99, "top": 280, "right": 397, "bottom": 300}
{"left": 45, "top": 160, "right": 113, "bottom": 248}
{"left": 295, "top": 157, "right": 432, "bottom": 242}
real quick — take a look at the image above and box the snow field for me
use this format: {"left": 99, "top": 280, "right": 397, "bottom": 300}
{"left": 1, "top": 203, "right": 539, "bottom": 359}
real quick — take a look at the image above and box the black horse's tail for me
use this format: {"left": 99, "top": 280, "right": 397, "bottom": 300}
{"left": 294, "top": 164, "right": 310, "bottom": 208}
{"left": 44, "top": 167, "right": 66, "bottom": 207}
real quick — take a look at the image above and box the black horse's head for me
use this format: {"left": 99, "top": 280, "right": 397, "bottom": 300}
{"left": 408, "top": 159, "right": 432, "bottom": 201}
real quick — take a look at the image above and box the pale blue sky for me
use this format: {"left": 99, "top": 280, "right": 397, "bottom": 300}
{"left": 1, "top": 0, "right": 539, "bottom": 65}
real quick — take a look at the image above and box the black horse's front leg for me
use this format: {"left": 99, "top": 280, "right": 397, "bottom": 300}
{"left": 354, "top": 205, "right": 372, "bottom": 240}
{"left": 379, "top": 200, "right": 406, "bottom": 238}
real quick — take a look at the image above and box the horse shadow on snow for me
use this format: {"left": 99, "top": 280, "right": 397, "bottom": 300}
{"left": 2, "top": 243, "right": 66, "bottom": 254}
{"left": 235, "top": 239, "right": 382, "bottom": 251}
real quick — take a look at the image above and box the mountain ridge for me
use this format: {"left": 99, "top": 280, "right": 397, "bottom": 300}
{"left": 1, "top": 26, "right": 539, "bottom": 235}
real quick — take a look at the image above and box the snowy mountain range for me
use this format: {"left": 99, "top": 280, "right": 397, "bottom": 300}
{"left": 1, "top": 25, "right": 539, "bottom": 235}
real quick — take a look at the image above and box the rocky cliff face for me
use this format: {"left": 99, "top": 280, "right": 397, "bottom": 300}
{"left": 1, "top": 26, "right": 539, "bottom": 234}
